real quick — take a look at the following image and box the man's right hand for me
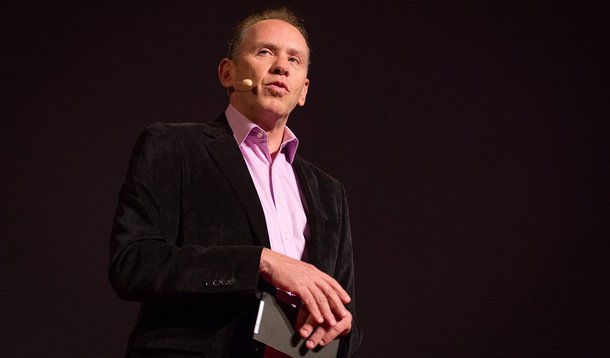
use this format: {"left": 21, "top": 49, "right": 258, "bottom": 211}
{"left": 259, "top": 248, "right": 350, "bottom": 326}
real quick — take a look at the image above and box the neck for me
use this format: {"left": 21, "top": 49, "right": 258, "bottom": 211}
{"left": 227, "top": 101, "right": 290, "bottom": 156}
{"left": 243, "top": 112, "right": 289, "bottom": 156}
{"left": 259, "top": 118, "right": 286, "bottom": 157}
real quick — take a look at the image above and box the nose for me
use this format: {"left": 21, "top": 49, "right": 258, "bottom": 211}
{"left": 270, "top": 58, "right": 289, "bottom": 76}
{"left": 272, "top": 67, "right": 286, "bottom": 75}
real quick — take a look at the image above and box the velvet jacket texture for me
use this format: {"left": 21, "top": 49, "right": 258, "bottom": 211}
{"left": 109, "top": 115, "right": 361, "bottom": 357}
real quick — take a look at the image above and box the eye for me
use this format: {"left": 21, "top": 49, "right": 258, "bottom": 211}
{"left": 258, "top": 49, "right": 272, "bottom": 56}
{"left": 288, "top": 56, "right": 302, "bottom": 65}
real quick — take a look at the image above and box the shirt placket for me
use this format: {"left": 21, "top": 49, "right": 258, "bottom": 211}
{"left": 271, "top": 161, "right": 292, "bottom": 257}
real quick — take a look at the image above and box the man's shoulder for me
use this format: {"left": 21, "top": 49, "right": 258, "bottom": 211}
{"left": 140, "top": 117, "right": 231, "bottom": 141}
{"left": 144, "top": 119, "right": 225, "bottom": 135}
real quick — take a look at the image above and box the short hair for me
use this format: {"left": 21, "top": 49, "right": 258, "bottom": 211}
{"left": 227, "top": 7, "right": 310, "bottom": 63}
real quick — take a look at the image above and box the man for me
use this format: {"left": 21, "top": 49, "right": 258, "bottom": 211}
{"left": 110, "top": 8, "right": 361, "bottom": 357}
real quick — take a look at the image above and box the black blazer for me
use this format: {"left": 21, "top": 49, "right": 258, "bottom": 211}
{"left": 109, "top": 115, "right": 361, "bottom": 357}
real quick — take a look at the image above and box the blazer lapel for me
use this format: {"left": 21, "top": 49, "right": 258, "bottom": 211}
{"left": 199, "top": 115, "right": 270, "bottom": 248}
{"left": 293, "top": 156, "right": 328, "bottom": 269}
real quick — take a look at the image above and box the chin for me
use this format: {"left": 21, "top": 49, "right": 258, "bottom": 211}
{"left": 258, "top": 102, "right": 292, "bottom": 119}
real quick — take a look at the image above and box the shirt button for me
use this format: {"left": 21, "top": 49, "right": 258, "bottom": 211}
{"left": 257, "top": 132, "right": 263, "bottom": 138}
{"left": 283, "top": 233, "right": 289, "bottom": 240}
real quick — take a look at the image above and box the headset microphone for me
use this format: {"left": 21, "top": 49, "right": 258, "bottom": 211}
{"left": 232, "top": 79, "right": 253, "bottom": 91}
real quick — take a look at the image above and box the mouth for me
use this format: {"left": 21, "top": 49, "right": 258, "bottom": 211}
{"left": 264, "top": 81, "right": 289, "bottom": 94}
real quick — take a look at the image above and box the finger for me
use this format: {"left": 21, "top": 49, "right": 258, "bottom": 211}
{"left": 322, "top": 274, "right": 351, "bottom": 304}
{"left": 321, "top": 324, "right": 342, "bottom": 346}
{"left": 298, "top": 312, "right": 318, "bottom": 339}
{"left": 309, "top": 286, "right": 336, "bottom": 327}
{"left": 320, "top": 283, "right": 348, "bottom": 318}
{"left": 300, "top": 290, "right": 324, "bottom": 324}
{"left": 322, "top": 312, "right": 352, "bottom": 343}
{"left": 306, "top": 325, "right": 328, "bottom": 349}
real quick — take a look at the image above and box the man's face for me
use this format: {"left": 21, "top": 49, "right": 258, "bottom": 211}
{"left": 219, "top": 19, "right": 310, "bottom": 124}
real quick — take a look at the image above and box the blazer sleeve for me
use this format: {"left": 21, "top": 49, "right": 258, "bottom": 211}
{"left": 108, "top": 123, "right": 263, "bottom": 303}
{"left": 336, "top": 185, "right": 363, "bottom": 357}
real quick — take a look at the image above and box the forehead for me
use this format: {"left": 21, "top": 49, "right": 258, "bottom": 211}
{"left": 243, "top": 19, "right": 309, "bottom": 56}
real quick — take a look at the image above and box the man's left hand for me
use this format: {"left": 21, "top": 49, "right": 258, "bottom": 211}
{"left": 295, "top": 305, "right": 352, "bottom": 349}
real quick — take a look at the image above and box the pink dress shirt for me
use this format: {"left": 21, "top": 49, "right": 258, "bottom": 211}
{"left": 225, "top": 105, "right": 309, "bottom": 261}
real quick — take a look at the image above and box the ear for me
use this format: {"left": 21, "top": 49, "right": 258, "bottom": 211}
{"left": 218, "top": 58, "right": 235, "bottom": 89}
{"left": 297, "top": 78, "right": 310, "bottom": 106}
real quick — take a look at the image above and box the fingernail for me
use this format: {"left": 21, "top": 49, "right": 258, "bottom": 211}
{"left": 301, "top": 328, "right": 309, "bottom": 336}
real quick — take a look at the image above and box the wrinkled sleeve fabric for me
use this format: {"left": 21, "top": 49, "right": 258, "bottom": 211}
{"left": 109, "top": 123, "right": 263, "bottom": 303}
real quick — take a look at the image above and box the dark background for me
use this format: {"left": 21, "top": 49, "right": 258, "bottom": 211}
{"left": 2, "top": 1, "right": 608, "bottom": 357}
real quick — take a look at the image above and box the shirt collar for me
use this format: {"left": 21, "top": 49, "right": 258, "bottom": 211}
{"left": 225, "top": 104, "right": 300, "bottom": 163}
